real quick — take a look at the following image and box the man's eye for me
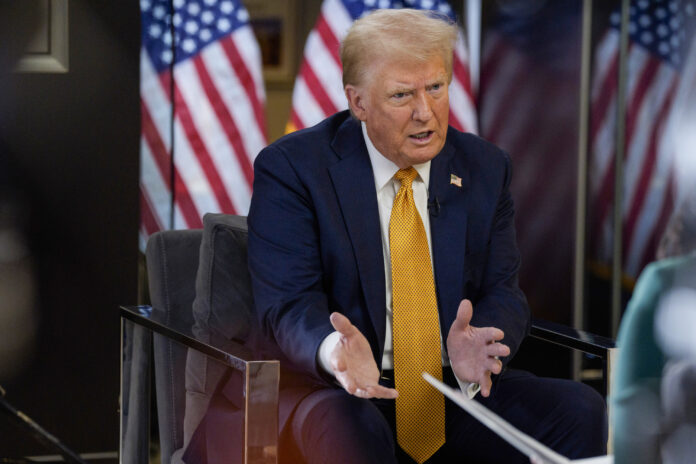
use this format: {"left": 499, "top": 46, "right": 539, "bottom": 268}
{"left": 393, "top": 92, "right": 406, "bottom": 99}
{"left": 430, "top": 83, "right": 442, "bottom": 91}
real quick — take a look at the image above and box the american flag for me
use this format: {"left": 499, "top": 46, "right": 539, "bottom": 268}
{"left": 286, "top": 0, "right": 477, "bottom": 135}
{"left": 478, "top": 3, "right": 582, "bottom": 321}
{"left": 589, "top": 0, "right": 696, "bottom": 278}
{"left": 139, "top": 0, "right": 266, "bottom": 247}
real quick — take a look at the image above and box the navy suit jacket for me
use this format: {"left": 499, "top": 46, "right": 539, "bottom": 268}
{"left": 185, "top": 111, "right": 531, "bottom": 463}
{"left": 247, "top": 110, "right": 529, "bottom": 395}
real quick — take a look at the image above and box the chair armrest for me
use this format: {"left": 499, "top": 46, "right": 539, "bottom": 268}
{"left": 530, "top": 319, "right": 619, "bottom": 455}
{"left": 530, "top": 318, "right": 616, "bottom": 358}
{"left": 120, "top": 305, "right": 279, "bottom": 464}
{"left": 530, "top": 318, "right": 618, "bottom": 395}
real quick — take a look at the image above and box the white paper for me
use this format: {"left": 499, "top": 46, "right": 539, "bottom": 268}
{"left": 422, "top": 373, "right": 614, "bottom": 464}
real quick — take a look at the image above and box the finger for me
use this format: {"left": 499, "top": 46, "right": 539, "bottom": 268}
{"left": 486, "top": 342, "right": 510, "bottom": 358}
{"left": 483, "top": 327, "right": 505, "bottom": 342}
{"left": 336, "top": 373, "right": 357, "bottom": 395}
{"left": 364, "top": 385, "right": 399, "bottom": 399}
{"left": 330, "top": 354, "right": 346, "bottom": 373}
{"left": 479, "top": 371, "right": 493, "bottom": 397}
{"left": 486, "top": 356, "right": 503, "bottom": 375}
{"left": 330, "top": 312, "right": 357, "bottom": 337}
{"left": 452, "top": 299, "right": 473, "bottom": 330}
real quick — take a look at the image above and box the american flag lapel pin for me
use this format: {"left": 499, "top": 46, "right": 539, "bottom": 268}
{"left": 450, "top": 174, "right": 462, "bottom": 187}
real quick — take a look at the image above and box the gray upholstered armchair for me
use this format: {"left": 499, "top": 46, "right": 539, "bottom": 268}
{"left": 120, "top": 214, "right": 278, "bottom": 464}
{"left": 119, "top": 214, "right": 616, "bottom": 463}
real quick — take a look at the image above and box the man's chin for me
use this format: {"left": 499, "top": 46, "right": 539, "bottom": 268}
{"left": 404, "top": 144, "right": 444, "bottom": 165}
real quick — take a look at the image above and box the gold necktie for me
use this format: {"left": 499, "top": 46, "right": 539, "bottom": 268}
{"left": 390, "top": 167, "right": 445, "bottom": 463}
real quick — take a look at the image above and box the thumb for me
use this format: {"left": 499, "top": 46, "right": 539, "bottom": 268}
{"left": 453, "top": 299, "right": 473, "bottom": 330}
{"left": 330, "top": 312, "right": 356, "bottom": 338}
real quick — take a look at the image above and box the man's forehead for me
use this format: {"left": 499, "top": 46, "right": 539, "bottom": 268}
{"left": 375, "top": 62, "right": 448, "bottom": 87}
{"left": 386, "top": 72, "right": 448, "bottom": 86}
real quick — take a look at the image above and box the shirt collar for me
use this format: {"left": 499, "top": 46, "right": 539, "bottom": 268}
{"left": 361, "top": 121, "right": 430, "bottom": 192}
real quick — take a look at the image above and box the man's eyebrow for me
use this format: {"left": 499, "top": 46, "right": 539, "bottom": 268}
{"left": 387, "top": 85, "right": 414, "bottom": 94}
{"left": 429, "top": 75, "right": 448, "bottom": 84}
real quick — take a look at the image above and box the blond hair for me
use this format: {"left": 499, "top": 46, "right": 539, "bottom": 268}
{"left": 341, "top": 8, "right": 458, "bottom": 87}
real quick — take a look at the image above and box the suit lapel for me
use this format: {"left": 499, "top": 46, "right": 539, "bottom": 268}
{"left": 429, "top": 137, "right": 470, "bottom": 327}
{"left": 328, "top": 119, "right": 386, "bottom": 357}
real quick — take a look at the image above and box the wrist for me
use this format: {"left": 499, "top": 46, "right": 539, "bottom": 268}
{"left": 317, "top": 331, "right": 341, "bottom": 376}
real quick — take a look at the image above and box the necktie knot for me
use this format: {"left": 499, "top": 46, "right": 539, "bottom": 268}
{"left": 395, "top": 167, "right": 418, "bottom": 189}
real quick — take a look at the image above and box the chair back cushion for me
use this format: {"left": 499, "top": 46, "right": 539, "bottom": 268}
{"left": 146, "top": 228, "right": 203, "bottom": 463}
{"left": 183, "top": 213, "right": 254, "bottom": 449}
{"left": 191, "top": 213, "right": 252, "bottom": 344}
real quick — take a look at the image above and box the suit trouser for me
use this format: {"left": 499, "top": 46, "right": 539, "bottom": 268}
{"left": 285, "top": 368, "right": 608, "bottom": 464}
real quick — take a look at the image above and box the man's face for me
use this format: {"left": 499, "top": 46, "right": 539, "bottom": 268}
{"left": 345, "top": 55, "right": 449, "bottom": 168}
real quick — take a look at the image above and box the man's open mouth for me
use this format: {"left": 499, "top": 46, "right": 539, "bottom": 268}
{"left": 410, "top": 131, "right": 433, "bottom": 140}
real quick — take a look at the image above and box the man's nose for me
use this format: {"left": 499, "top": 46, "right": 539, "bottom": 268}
{"left": 412, "top": 93, "right": 433, "bottom": 121}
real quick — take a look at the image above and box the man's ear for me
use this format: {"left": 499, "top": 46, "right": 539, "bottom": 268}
{"left": 345, "top": 85, "right": 367, "bottom": 121}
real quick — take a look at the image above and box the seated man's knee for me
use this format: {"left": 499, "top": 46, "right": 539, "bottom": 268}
{"left": 293, "top": 389, "right": 395, "bottom": 464}
{"left": 572, "top": 383, "right": 608, "bottom": 434}
{"left": 562, "top": 382, "right": 608, "bottom": 455}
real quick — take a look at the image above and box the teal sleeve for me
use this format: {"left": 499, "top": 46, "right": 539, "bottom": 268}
{"left": 612, "top": 260, "right": 671, "bottom": 464}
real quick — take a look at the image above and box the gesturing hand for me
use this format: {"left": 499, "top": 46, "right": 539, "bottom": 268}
{"left": 446, "top": 299, "right": 510, "bottom": 397}
{"left": 329, "top": 312, "right": 399, "bottom": 399}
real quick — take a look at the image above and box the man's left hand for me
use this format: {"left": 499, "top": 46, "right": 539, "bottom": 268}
{"left": 447, "top": 299, "right": 510, "bottom": 397}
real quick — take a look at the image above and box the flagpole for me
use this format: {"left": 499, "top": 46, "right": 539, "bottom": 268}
{"left": 167, "top": 0, "right": 176, "bottom": 231}
{"left": 612, "top": 0, "right": 631, "bottom": 338}
{"left": 465, "top": 0, "right": 481, "bottom": 96}
{"left": 573, "top": 0, "right": 593, "bottom": 381}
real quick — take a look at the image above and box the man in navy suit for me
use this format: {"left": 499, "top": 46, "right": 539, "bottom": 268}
{"left": 236, "top": 9, "right": 605, "bottom": 464}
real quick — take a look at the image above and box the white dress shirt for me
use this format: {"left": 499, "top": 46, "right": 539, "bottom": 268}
{"left": 318, "top": 122, "right": 478, "bottom": 398}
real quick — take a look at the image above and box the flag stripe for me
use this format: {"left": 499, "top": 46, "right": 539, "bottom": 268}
{"left": 624, "top": 57, "right": 660, "bottom": 142}
{"left": 160, "top": 71, "right": 225, "bottom": 221}
{"left": 172, "top": 79, "right": 237, "bottom": 214}
{"left": 291, "top": 77, "right": 327, "bottom": 129}
{"left": 305, "top": 33, "right": 347, "bottom": 110}
{"left": 638, "top": 171, "right": 674, "bottom": 267}
{"left": 321, "top": 0, "right": 354, "bottom": 36}
{"left": 447, "top": 108, "right": 463, "bottom": 133}
{"left": 316, "top": 14, "right": 342, "bottom": 68}
{"left": 623, "top": 65, "right": 676, "bottom": 216}
{"left": 479, "top": 36, "right": 506, "bottom": 95}
{"left": 484, "top": 55, "right": 526, "bottom": 143}
{"left": 173, "top": 58, "right": 252, "bottom": 215}
{"left": 140, "top": 187, "right": 163, "bottom": 236}
{"left": 589, "top": 54, "right": 619, "bottom": 142}
{"left": 201, "top": 43, "right": 265, "bottom": 172}
{"left": 452, "top": 54, "right": 471, "bottom": 98}
{"left": 140, "top": 139, "right": 175, "bottom": 229}
{"left": 623, "top": 78, "right": 678, "bottom": 255}
{"left": 192, "top": 55, "right": 255, "bottom": 188}
{"left": 219, "top": 34, "right": 267, "bottom": 140}
{"left": 141, "top": 99, "right": 202, "bottom": 228}
{"left": 300, "top": 61, "right": 340, "bottom": 116}
{"left": 592, "top": 54, "right": 663, "bottom": 245}
{"left": 448, "top": 80, "right": 477, "bottom": 132}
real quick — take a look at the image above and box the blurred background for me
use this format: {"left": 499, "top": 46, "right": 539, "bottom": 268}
{"left": 1, "top": 0, "right": 694, "bottom": 461}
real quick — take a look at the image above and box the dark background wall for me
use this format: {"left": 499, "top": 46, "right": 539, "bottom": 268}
{"left": 0, "top": 0, "right": 140, "bottom": 456}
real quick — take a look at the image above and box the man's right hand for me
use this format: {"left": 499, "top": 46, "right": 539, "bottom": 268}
{"left": 329, "top": 312, "right": 399, "bottom": 399}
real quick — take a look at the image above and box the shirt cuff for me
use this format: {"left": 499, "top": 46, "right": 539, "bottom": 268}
{"left": 452, "top": 370, "right": 480, "bottom": 399}
{"left": 317, "top": 330, "right": 341, "bottom": 376}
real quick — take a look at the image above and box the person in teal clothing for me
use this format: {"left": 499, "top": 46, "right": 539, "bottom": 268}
{"left": 613, "top": 191, "right": 696, "bottom": 464}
